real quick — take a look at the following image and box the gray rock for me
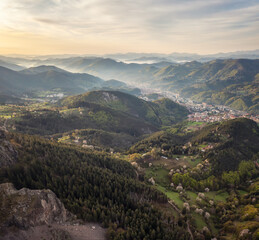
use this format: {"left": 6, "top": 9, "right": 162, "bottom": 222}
{"left": 0, "top": 183, "right": 74, "bottom": 230}
{"left": 0, "top": 131, "right": 18, "bottom": 167}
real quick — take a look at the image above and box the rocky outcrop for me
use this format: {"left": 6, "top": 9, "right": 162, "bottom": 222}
{"left": 0, "top": 183, "right": 72, "bottom": 230}
{"left": 0, "top": 130, "right": 17, "bottom": 167}
{"left": 0, "top": 183, "right": 107, "bottom": 240}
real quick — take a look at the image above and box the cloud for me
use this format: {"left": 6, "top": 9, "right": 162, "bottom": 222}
{"left": 34, "top": 18, "right": 64, "bottom": 25}
{"left": 0, "top": 0, "right": 259, "bottom": 54}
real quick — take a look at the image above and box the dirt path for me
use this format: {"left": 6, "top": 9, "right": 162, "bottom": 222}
{"left": 168, "top": 200, "right": 181, "bottom": 214}
{"left": 168, "top": 200, "right": 194, "bottom": 240}
{"left": 186, "top": 220, "right": 194, "bottom": 240}
{"left": 134, "top": 169, "right": 139, "bottom": 180}
{"left": 1, "top": 118, "right": 8, "bottom": 132}
{"left": 54, "top": 223, "right": 106, "bottom": 240}
{"left": 0, "top": 223, "right": 106, "bottom": 240}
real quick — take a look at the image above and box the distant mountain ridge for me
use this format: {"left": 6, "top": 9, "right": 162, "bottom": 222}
{"left": 104, "top": 49, "right": 259, "bottom": 62}
{"left": 152, "top": 59, "right": 259, "bottom": 114}
{"left": 0, "top": 65, "right": 104, "bottom": 96}
{"left": 1, "top": 55, "right": 258, "bottom": 113}
{"left": 0, "top": 60, "right": 25, "bottom": 71}
{"left": 30, "top": 58, "right": 259, "bottom": 114}
{"left": 20, "top": 65, "right": 68, "bottom": 74}
{"left": 0, "top": 65, "right": 135, "bottom": 99}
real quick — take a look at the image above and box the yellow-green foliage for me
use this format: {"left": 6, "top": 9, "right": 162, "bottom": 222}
{"left": 241, "top": 205, "right": 258, "bottom": 221}
{"left": 254, "top": 73, "right": 259, "bottom": 82}
{"left": 229, "top": 98, "right": 247, "bottom": 111}
{"left": 252, "top": 228, "right": 259, "bottom": 240}
{"left": 238, "top": 161, "right": 257, "bottom": 180}
{"left": 235, "top": 221, "right": 259, "bottom": 235}
{"left": 249, "top": 181, "right": 259, "bottom": 193}
{"left": 222, "top": 171, "right": 240, "bottom": 186}
{"left": 223, "top": 220, "right": 236, "bottom": 232}
{"left": 58, "top": 135, "right": 70, "bottom": 142}
{"left": 91, "top": 110, "right": 113, "bottom": 125}
{"left": 129, "top": 153, "right": 142, "bottom": 162}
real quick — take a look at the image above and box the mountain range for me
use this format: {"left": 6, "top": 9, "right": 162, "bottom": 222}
{"left": 0, "top": 65, "right": 103, "bottom": 96}
{"left": 0, "top": 55, "right": 259, "bottom": 114}
{"left": 0, "top": 65, "right": 139, "bottom": 103}
{"left": 153, "top": 59, "right": 259, "bottom": 113}
{"left": 105, "top": 49, "right": 259, "bottom": 62}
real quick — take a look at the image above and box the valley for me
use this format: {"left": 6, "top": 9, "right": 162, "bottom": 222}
{"left": 141, "top": 88, "right": 259, "bottom": 123}
{"left": 0, "top": 87, "right": 258, "bottom": 239}
{"left": 0, "top": 56, "right": 258, "bottom": 240}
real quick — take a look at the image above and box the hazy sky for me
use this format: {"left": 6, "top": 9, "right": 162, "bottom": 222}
{"left": 0, "top": 0, "right": 259, "bottom": 55}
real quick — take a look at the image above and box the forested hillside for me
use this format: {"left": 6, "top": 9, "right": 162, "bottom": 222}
{"left": 152, "top": 59, "right": 259, "bottom": 114}
{"left": 127, "top": 118, "right": 259, "bottom": 239}
{"left": 130, "top": 118, "right": 259, "bottom": 173}
{"left": 190, "top": 118, "right": 259, "bottom": 174}
{"left": 0, "top": 66, "right": 104, "bottom": 96}
{"left": 60, "top": 90, "right": 189, "bottom": 127}
{"left": 0, "top": 132, "right": 189, "bottom": 240}
{"left": 12, "top": 104, "right": 158, "bottom": 136}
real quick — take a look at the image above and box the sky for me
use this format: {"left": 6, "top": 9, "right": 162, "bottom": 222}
{"left": 0, "top": 0, "right": 259, "bottom": 55}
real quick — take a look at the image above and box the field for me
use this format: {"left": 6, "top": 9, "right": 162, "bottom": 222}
{"left": 145, "top": 166, "right": 184, "bottom": 209}
{"left": 205, "top": 191, "right": 229, "bottom": 202}
{"left": 186, "top": 191, "right": 198, "bottom": 204}
{"left": 0, "top": 103, "right": 52, "bottom": 119}
{"left": 192, "top": 213, "right": 207, "bottom": 230}
{"left": 184, "top": 156, "right": 202, "bottom": 168}
{"left": 155, "top": 185, "right": 184, "bottom": 209}
{"left": 148, "top": 154, "right": 202, "bottom": 170}
{"left": 184, "top": 121, "right": 207, "bottom": 132}
{"left": 145, "top": 165, "right": 224, "bottom": 234}
{"left": 237, "top": 190, "right": 248, "bottom": 196}
{"left": 145, "top": 166, "right": 170, "bottom": 186}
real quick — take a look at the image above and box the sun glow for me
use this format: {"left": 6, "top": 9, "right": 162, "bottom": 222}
{"left": 0, "top": 0, "right": 258, "bottom": 55}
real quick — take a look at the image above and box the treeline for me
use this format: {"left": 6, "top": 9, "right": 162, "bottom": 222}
{"left": 0, "top": 133, "right": 190, "bottom": 240}
{"left": 129, "top": 129, "right": 189, "bottom": 154}
{"left": 193, "top": 118, "right": 259, "bottom": 174}
{"left": 130, "top": 118, "right": 259, "bottom": 174}
{"left": 14, "top": 106, "right": 157, "bottom": 137}
{"left": 171, "top": 160, "right": 258, "bottom": 191}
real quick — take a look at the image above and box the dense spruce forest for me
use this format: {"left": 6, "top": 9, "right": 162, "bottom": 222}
{"left": 0, "top": 132, "right": 190, "bottom": 240}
